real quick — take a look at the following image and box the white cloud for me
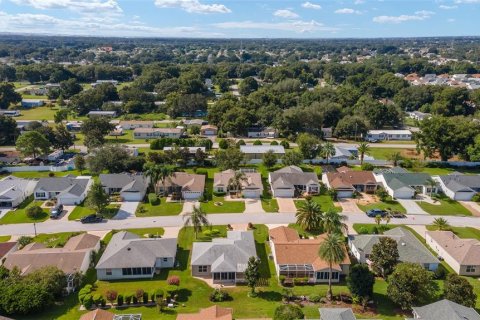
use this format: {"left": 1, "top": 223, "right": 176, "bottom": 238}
{"left": 439, "top": 4, "right": 458, "bottom": 9}
{"left": 213, "top": 20, "right": 339, "bottom": 34}
{"left": 10, "top": 0, "right": 122, "bottom": 13}
{"left": 373, "top": 10, "right": 434, "bottom": 23}
{"left": 302, "top": 2, "right": 321, "bottom": 10}
{"left": 154, "top": 0, "right": 231, "bottom": 14}
{"left": 273, "top": 9, "right": 299, "bottom": 19}
{"left": 354, "top": 0, "right": 365, "bottom": 4}
{"left": 455, "top": 0, "right": 480, "bottom": 3}
{"left": 447, "top": 18, "right": 456, "bottom": 22}
{"left": 335, "top": 8, "right": 361, "bottom": 14}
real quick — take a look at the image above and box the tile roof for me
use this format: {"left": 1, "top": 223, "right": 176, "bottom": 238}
{"left": 426, "top": 230, "right": 480, "bottom": 265}
{"left": 80, "top": 309, "right": 115, "bottom": 320}
{"left": 176, "top": 305, "right": 233, "bottom": 320}
{"left": 411, "top": 299, "right": 480, "bottom": 320}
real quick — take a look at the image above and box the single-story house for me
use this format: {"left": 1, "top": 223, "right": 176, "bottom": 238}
{"left": 79, "top": 309, "right": 114, "bottom": 320}
{"left": 87, "top": 111, "right": 117, "bottom": 118}
{"left": 0, "top": 110, "right": 20, "bottom": 117}
{"left": 163, "top": 146, "right": 206, "bottom": 154}
{"left": 240, "top": 145, "right": 285, "bottom": 163}
{"left": 425, "top": 230, "right": 480, "bottom": 276}
{"left": 410, "top": 299, "right": 480, "bottom": 320}
{"left": 213, "top": 169, "right": 263, "bottom": 198}
{"left": 91, "top": 80, "right": 118, "bottom": 87}
{"left": 349, "top": 227, "right": 439, "bottom": 271}
{"left": 34, "top": 176, "right": 93, "bottom": 205}
{"left": 96, "top": 231, "right": 177, "bottom": 280}
{"left": 133, "top": 128, "right": 184, "bottom": 139}
{"left": 247, "top": 126, "right": 278, "bottom": 138}
{"left": 200, "top": 125, "right": 218, "bottom": 136}
{"left": 184, "top": 119, "right": 207, "bottom": 127}
{"left": 323, "top": 167, "right": 378, "bottom": 198}
{"left": 366, "top": 129, "right": 412, "bottom": 141}
{"left": 66, "top": 121, "right": 83, "bottom": 132}
{"left": 4, "top": 233, "right": 100, "bottom": 291}
{"left": 374, "top": 168, "right": 436, "bottom": 199}
{"left": 322, "top": 127, "right": 333, "bottom": 139}
{"left": 21, "top": 99, "right": 44, "bottom": 108}
{"left": 176, "top": 305, "right": 233, "bottom": 320}
{"left": 435, "top": 173, "right": 480, "bottom": 201}
{"left": 191, "top": 231, "right": 257, "bottom": 284}
{"left": 0, "top": 176, "right": 38, "bottom": 208}
{"left": 319, "top": 308, "right": 356, "bottom": 320}
{"left": 0, "top": 242, "right": 18, "bottom": 262}
{"left": 330, "top": 146, "right": 357, "bottom": 162}
{"left": 118, "top": 120, "right": 154, "bottom": 130}
{"left": 408, "top": 111, "right": 432, "bottom": 121}
{"left": 269, "top": 165, "right": 320, "bottom": 198}
{"left": 99, "top": 173, "right": 148, "bottom": 202}
{"left": 269, "top": 226, "right": 350, "bottom": 283}
{"left": 157, "top": 172, "right": 205, "bottom": 200}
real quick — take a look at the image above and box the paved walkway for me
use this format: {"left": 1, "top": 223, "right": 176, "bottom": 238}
{"left": 244, "top": 199, "right": 264, "bottom": 214}
{"left": 0, "top": 209, "right": 9, "bottom": 219}
{"left": 277, "top": 198, "right": 297, "bottom": 213}
{"left": 397, "top": 199, "right": 429, "bottom": 215}
{"left": 162, "top": 227, "right": 181, "bottom": 238}
{"left": 460, "top": 201, "right": 480, "bottom": 217}
{"left": 59, "top": 205, "right": 75, "bottom": 221}
{"left": 407, "top": 224, "right": 428, "bottom": 239}
{"left": 338, "top": 199, "right": 362, "bottom": 213}
{"left": 113, "top": 202, "right": 139, "bottom": 220}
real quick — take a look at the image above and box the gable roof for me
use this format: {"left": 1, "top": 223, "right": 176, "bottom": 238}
{"left": 326, "top": 171, "right": 377, "bottom": 190}
{"left": 438, "top": 174, "right": 480, "bottom": 192}
{"left": 411, "top": 299, "right": 480, "bottom": 320}
{"left": 426, "top": 231, "right": 480, "bottom": 265}
{"left": 96, "top": 231, "right": 177, "bottom": 269}
{"left": 80, "top": 309, "right": 115, "bottom": 320}
{"left": 319, "top": 308, "right": 356, "bottom": 320}
{"left": 35, "top": 177, "right": 90, "bottom": 197}
{"left": 0, "top": 176, "right": 37, "bottom": 201}
{"left": 270, "top": 166, "right": 319, "bottom": 189}
{"left": 0, "top": 242, "right": 17, "bottom": 259}
{"left": 160, "top": 172, "right": 205, "bottom": 193}
{"left": 382, "top": 172, "right": 432, "bottom": 191}
{"left": 213, "top": 170, "right": 263, "bottom": 191}
{"left": 176, "top": 305, "right": 233, "bottom": 320}
{"left": 240, "top": 145, "right": 285, "bottom": 154}
{"left": 349, "top": 227, "right": 439, "bottom": 265}
{"left": 191, "top": 231, "right": 256, "bottom": 273}
{"left": 99, "top": 174, "right": 148, "bottom": 194}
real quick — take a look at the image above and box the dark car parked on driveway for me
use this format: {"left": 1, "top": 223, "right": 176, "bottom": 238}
{"left": 366, "top": 209, "right": 387, "bottom": 218}
{"left": 80, "top": 214, "right": 103, "bottom": 224}
{"left": 50, "top": 204, "right": 64, "bottom": 219}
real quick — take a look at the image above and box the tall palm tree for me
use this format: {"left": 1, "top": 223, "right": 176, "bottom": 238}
{"left": 159, "top": 166, "right": 175, "bottom": 196}
{"left": 425, "top": 178, "right": 437, "bottom": 197}
{"left": 318, "top": 233, "right": 346, "bottom": 301}
{"left": 322, "top": 142, "right": 336, "bottom": 164}
{"left": 143, "top": 163, "right": 163, "bottom": 194}
{"left": 321, "top": 209, "right": 348, "bottom": 235}
{"left": 296, "top": 199, "right": 323, "bottom": 231}
{"left": 357, "top": 142, "right": 370, "bottom": 165}
{"left": 433, "top": 217, "right": 450, "bottom": 231}
{"left": 388, "top": 152, "right": 403, "bottom": 167}
{"left": 183, "top": 206, "right": 209, "bottom": 239}
{"left": 227, "top": 171, "right": 248, "bottom": 197}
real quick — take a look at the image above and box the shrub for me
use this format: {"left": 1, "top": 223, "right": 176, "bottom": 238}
{"left": 83, "top": 294, "right": 93, "bottom": 309}
{"left": 148, "top": 193, "right": 159, "bottom": 205}
{"left": 236, "top": 139, "right": 246, "bottom": 146}
{"left": 78, "top": 285, "right": 93, "bottom": 304}
{"left": 93, "top": 294, "right": 103, "bottom": 305}
{"left": 212, "top": 191, "right": 226, "bottom": 197}
{"left": 210, "top": 229, "right": 220, "bottom": 236}
{"left": 166, "top": 285, "right": 177, "bottom": 296}
{"left": 271, "top": 140, "right": 278, "bottom": 145}
{"left": 293, "top": 277, "right": 308, "bottom": 286}
{"left": 434, "top": 265, "right": 447, "bottom": 280}
{"left": 150, "top": 291, "right": 155, "bottom": 302}
{"left": 203, "top": 230, "right": 212, "bottom": 237}
{"left": 117, "top": 294, "right": 124, "bottom": 306}
{"left": 358, "top": 227, "right": 369, "bottom": 234}
{"left": 253, "top": 140, "right": 262, "bottom": 145}
{"left": 26, "top": 205, "right": 44, "bottom": 219}
{"left": 209, "top": 289, "right": 231, "bottom": 302}
{"left": 125, "top": 294, "right": 132, "bottom": 304}
{"left": 106, "top": 290, "right": 118, "bottom": 304}
{"left": 218, "top": 139, "right": 229, "bottom": 149}
{"left": 18, "top": 236, "right": 33, "bottom": 248}
{"left": 309, "top": 294, "right": 322, "bottom": 303}
{"left": 135, "top": 289, "right": 145, "bottom": 301}
{"left": 155, "top": 289, "right": 164, "bottom": 299}
{"left": 143, "top": 292, "right": 149, "bottom": 304}
{"left": 472, "top": 193, "right": 480, "bottom": 202}
{"left": 273, "top": 305, "right": 304, "bottom": 320}
{"left": 280, "top": 140, "right": 290, "bottom": 149}
{"left": 361, "top": 162, "right": 374, "bottom": 171}
{"left": 279, "top": 275, "right": 286, "bottom": 284}
{"left": 132, "top": 296, "right": 138, "bottom": 304}
{"left": 167, "top": 276, "right": 180, "bottom": 286}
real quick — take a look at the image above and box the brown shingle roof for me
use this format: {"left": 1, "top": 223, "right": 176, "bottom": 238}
{"left": 0, "top": 242, "right": 16, "bottom": 259}
{"left": 64, "top": 233, "right": 101, "bottom": 251}
{"left": 176, "top": 305, "right": 233, "bottom": 320}
{"left": 213, "top": 170, "right": 263, "bottom": 191}
{"left": 427, "top": 231, "right": 480, "bottom": 265}
{"left": 160, "top": 172, "right": 205, "bottom": 193}
{"left": 79, "top": 309, "right": 114, "bottom": 320}
{"left": 326, "top": 171, "right": 377, "bottom": 189}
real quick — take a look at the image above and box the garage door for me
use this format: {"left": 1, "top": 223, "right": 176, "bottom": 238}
{"left": 122, "top": 192, "right": 144, "bottom": 202}
{"left": 243, "top": 190, "right": 260, "bottom": 198}
{"left": 183, "top": 192, "right": 201, "bottom": 200}
{"left": 454, "top": 192, "right": 475, "bottom": 201}
{"left": 337, "top": 191, "right": 353, "bottom": 198}
{"left": 274, "top": 189, "right": 294, "bottom": 198}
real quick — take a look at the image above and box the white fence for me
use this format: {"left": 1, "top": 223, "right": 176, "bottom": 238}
{"left": 1, "top": 164, "right": 75, "bottom": 173}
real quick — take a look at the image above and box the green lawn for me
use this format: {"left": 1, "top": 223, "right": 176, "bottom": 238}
{"left": 358, "top": 199, "right": 407, "bottom": 214}
{"left": 426, "top": 225, "right": 480, "bottom": 240}
{"left": 120, "top": 112, "right": 168, "bottom": 121}
{"left": 418, "top": 198, "right": 472, "bottom": 216}
{"left": 261, "top": 198, "right": 279, "bottom": 212}
{"left": 0, "top": 197, "right": 49, "bottom": 224}
{"left": 367, "top": 147, "right": 419, "bottom": 160}
{"left": 408, "top": 167, "right": 480, "bottom": 175}
{"left": 34, "top": 232, "right": 83, "bottom": 248}
{"left": 287, "top": 223, "right": 323, "bottom": 237}
{"left": 0, "top": 236, "right": 12, "bottom": 242}
{"left": 11, "top": 170, "right": 86, "bottom": 179}
{"left": 68, "top": 203, "right": 120, "bottom": 220}
{"left": 136, "top": 198, "right": 183, "bottom": 217}
{"left": 352, "top": 223, "right": 397, "bottom": 234}
{"left": 294, "top": 195, "right": 342, "bottom": 213}
{"left": 105, "top": 130, "right": 149, "bottom": 145}
{"left": 200, "top": 196, "right": 245, "bottom": 213}
{"left": 16, "top": 106, "right": 59, "bottom": 120}
{"left": 103, "top": 228, "right": 165, "bottom": 244}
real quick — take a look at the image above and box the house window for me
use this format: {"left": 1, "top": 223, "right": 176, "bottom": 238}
{"left": 217, "top": 187, "right": 224, "bottom": 192}
{"left": 106, "top": 269, "right": 112, "bottom": 276}
{"left": 122, "top": 268, "right": 132, "bottom": 275}
{"left": 198, "top": 265, "right": 207, "bottom": 273}
{"left": 163, "top": 258, "right": 168, "bottom": 262}
{"left": 36, "top": 192, "right": 46, "bottom": 198}
{"left": 466, "top": 265, "right": 476, "bottom": 273}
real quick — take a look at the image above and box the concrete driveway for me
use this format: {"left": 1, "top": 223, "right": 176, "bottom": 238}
{"left": 244, "top": 199, "right": 264, "bottom": 214}
{"left": 460, "top": 201, "right": 480, "bottom": 217}
{"left": 181, "top": 201, "right": 198, "bottom": 215}
{"left": 338, "top": 199, "right": 362, "bottom": 213}
{"left": 59, "top": 205, "right": 76, "bottom": 221}
{"left": 0, "top": 209, "right": 9, "bottom": 219}
{"left": 397, "top": 199, "right": 428, "bottom": 215}
{"left": 113, "top": 201, "right": 139, "bottom": 220}
{"left": 277, "top": 198, "right": 297, "bottom": 213}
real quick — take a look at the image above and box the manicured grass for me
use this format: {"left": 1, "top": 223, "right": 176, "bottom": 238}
{"left": 34, "top": 232, "right": 83, "bottom": 248}
{"left": 358, "top": 199, "right": 407, "bottom": 214}
{"left": 426, "top": 225, "right": 480, "bottom": 240}
{"left": 418, "top": 198, "right": 472, "bottom": 216}
{"left": 0, "top": 197, "right": 49, "bottom": 224}
{"left": 103, "top": 228, "right": 165, "bottom": 244}
{"left": 261, "top": 198, "right": 279, "bottom": 212}
{"left": 287, "top": 223, "right": 323, "bottom": 237}
{"left": 408, "top": 167, "right": 480, "bottom": 175}
{"left": 352, "top": 223, "right": 397, "bottom": 234}
{"left": 11, "top": 170, "right": 86, "bottom": 178}
{"left": 200, "top": 196, "right": 245, "bottom": 213}
{"left": 0, "top": 235, "right": 12, "bottom": 242}
{"left": 105, "top": 130, "right": 149, "bottom": 145}
{"left": 136, "top": 198, "right": 183, "bottom": 217}
{"left": 16, "top": 106, "right": 59, "bottom": 120}
{"left": 120, "top": 112, "right": 168, "bottom": 121}
{"left": 294, "top": 195, "right": 342, "bottom": 213}
{"left": 68, "top": 203, "right": 120, "bottom": 220}
{"left": 367, "top": 147, "right": 420, "bottom": 160}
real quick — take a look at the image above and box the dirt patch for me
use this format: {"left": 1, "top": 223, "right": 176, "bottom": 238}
{"left": 356, "top": 193, "right": 378, "bottom": 206}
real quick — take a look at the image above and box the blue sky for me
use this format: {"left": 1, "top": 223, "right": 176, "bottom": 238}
{"left": 0, "top": 0, "right": 478, "bottom": 38}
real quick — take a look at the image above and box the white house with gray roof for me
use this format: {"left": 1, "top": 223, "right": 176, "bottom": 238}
{"left": 0, "top": 176, "right": 37, "bottom": 208}
{"left": 434, "top": 173, "right": 480, "bottom": 201}
{"left": 269, "top": 166, "right": 320, "bottom": 198}
{"left": 34, "top": 176, "right": 93, "bottom": 205}
{"left": 191, "top": 231, "right": 256, "bottom": 284}
{"left": 240, "top": 145, "right": 285, "bottom": 164}
{"left": 99, "top": 173, "right": 148, "bottom": 202}
{"left": 374, "top": 168, "right": 436, "bottom": 199}
{"left": 96, "top": 231, "right": 177, "bottom": 280}
{"left": 348, "top": 227, "right": 439, "bottom": 271}
{"left": 408, "top": 299, "right": 480, "bottom": 320}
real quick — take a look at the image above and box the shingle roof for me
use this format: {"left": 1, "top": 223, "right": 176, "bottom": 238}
{"left": 426, "top": 231, "right": 480, "bottom": 265}
{"left": 0, "top": 242, "right": 16, "bottom": 259}
{"left": 35, "top": 177, "right": 90, "bottom": 196}
{"left": 240, "top": 145, "right": 285, "bottom": 154}
{"left": 160, "top": 172, "right": 205, "bottom": 193}
{"left": 349, "top": 227, "right": 439, "bottom": 265}
{"left": 270, "top": 166, "right": 319, "bottom": 189}
{"left": 319, "top": 308, "right": 356, "bottom": 320}
{"left": 438, "top": 174, "right": 480, "bottom": 192}
{"left": 382, "top": 172, "right": 431, "bottom": 191}
{"left": 99, "top": 173, "right": 148, "bottom": 194}
{"left": 213, "top": 170, "right": 263, "bottom": 191}
{"left": 412, "top": 299, "right": 480, "bottom": 320}
{"left": 326, "top": 171, "right": 377, "bottom": 190}
{"left": 176, "top": 305, "right": 233, "bottom": 320}
{"left": 0, "top": 176, "right": 37, "bottom": 201}
{"left": 96, "top": 231, "right": 177, "bottom": 269}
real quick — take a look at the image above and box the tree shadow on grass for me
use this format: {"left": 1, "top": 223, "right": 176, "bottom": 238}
{"left": 175, "top": 247, "right": 190, "bottom": 271}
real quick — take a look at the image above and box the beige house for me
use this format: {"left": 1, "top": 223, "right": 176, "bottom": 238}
{"left": 200, "top": 124, "right": 218, "bottom": 136}
{"left": 213, "top": 169, "right": 263, "bottom": 198}
{"left": 133, "top": 128, "right": 184, "bottom": 139}
{"left": 158, "top": 172, "right": 205, "bottom": 200}
{"left": 426, "top": 230, "right": 480, "bottom": 276}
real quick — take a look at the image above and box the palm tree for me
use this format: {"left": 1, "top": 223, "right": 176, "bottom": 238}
{"left": 159, "top": 166, "right": 175, "bottom": 196}
{"left": 296, "top": 199, "right": 323, "bottom": 231}
{"left": 433, "top": 217, "right": 450, "bottom": 231}
{"left": 318, "top": 233, "right": 346, "bottom": 301}
{"left": 425, "top": 178, "right": 437, "bottom": 197}
{"left": 321, "top": 209, "right": 348, "bottom": 234}
{"left": 374, "top": 214, "right": 382, "bottom": 226}
{"left": 183, "top": 206, "right": 209, "bottom": 239}
{"left": 144, "top": 163, "right": 163, "bottom": 194}
{"left": 388, "top": 152, "right": 403, "bottom": 167}
{"left": 227, "top": 171, "right": 248, "bottom": 197}
{"left": 322, "top": 142, "right": 336, "bottom": 164}
{"left": 357, "top": 142, "right": 370, "bottom": 165}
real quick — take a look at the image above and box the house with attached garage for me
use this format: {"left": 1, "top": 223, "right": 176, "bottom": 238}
{"left": 349, "top": 227, "right": 439, "bottom": 271}
{"left": 0, "top": 176, "right": 37, "bottom": 208}
{"left": 434, "top": 173, "right": 480, "bottom": 201}
{"left": 200, "top": 124, "right": 218, "bottom": 136}
{"left": 366, "top": 129, "right": 412, "bottom": 141}
{"left": 373, "top": 167, "right": 436, "bottom": 199}
{"left": 409, "top": 299, "right": 480, "bottom": 320}
{"left": 191, "top": 231, "right": 256, "bottom": 284}
{"left": 157, "top": 172, "right": 205, "bottom": 200}
{"left": 213, "top": 169, "right": 263, "bottom": 198}
{"left": 269, "top": 226, "right": 350, "bottom": 283}
{"left": 240, "top": 145, "right": 285, "bottom": 163}
{"left": 323, "top": 167, "right": 378, "bottom": 198}
{"left": 33, "top": 176, "right": 93, "bottom": 205}
{"left": 99, "top": 173, "right": 148, "bottom": 202}
{"left": 96, "top": 231, "right": 177, "bottom": 280}
{"left": 269, "top": 165, "right": 320, "bottom": 198}
{"left": 133, "top": 128, "right": 184, "bottom": 139}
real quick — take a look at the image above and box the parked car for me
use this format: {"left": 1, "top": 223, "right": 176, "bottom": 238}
{"left": 389, "top": 211, "right": 406, "bottom": 218}
{"left": 366, "top": 209, "right": 387, "bottom": 218}
{"left": 50, "top": 204, "right": 64, "bottom": 219}
{"left": 80, "top": 214, "right": 103, "bottom": 224}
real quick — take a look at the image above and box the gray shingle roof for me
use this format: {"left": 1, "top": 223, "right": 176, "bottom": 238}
{"left": 240, "top": 145, "right": 285, "bottom": 154}
{"left": 438, "top": 174, "right": 480, "bottom": 192}
{"left": 349, "top": 227, "right": 439, "bottom": 265}
{"left": 35, "top": 177, "right": 90, "bottom": 197}
{"left": 319, "top": 308, "right": 356, "bottom": 320}
{"left": 96, "top": 231, "right": 177, "bottom": 269}
{"left": 0, "top": 176, "right": 37, "bottom": 201}
{"left": 412, "top": 299, "right": 480, "bottom": 320}
{"left": 269, "top": 166, "right": 319, "bottom": 189}
{"left": 99, "top": 173, "right": 148, "bottom": 193}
